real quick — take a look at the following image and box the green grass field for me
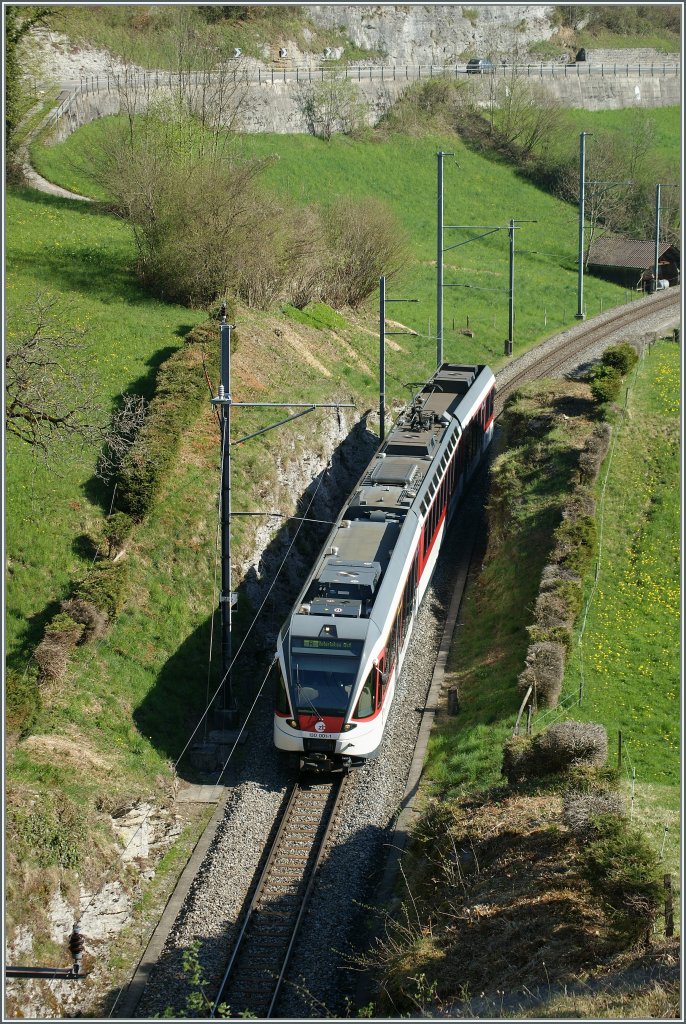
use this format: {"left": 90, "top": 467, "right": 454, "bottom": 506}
{"left": 421, "top": 338, "right": 680, "bottom": 887}
{"left": 563, "top": 341, "right": 680, "bottom": 825}
{"left": 5, "top": 188, "right": 206, "bottom": 667}
{"left": 31, "top": 119, "right": 632, "bottom": 380}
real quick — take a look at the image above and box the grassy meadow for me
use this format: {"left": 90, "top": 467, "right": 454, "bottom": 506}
{"left": 31, "top": 118, "right": 632, "bottom": 380}
{"left": 420, "top": 337, "right": 680, "bottom": 883}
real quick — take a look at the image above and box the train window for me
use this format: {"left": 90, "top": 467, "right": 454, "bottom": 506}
{"left": 353, "top": 672, "right": 377, "bottom": 718}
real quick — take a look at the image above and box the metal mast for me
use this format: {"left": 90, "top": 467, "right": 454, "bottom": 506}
{"left": 211, "top": 311, "right": 354, "bottom": 728}
{"left": 576, "top": 131, "right": 592, "bottom": 319}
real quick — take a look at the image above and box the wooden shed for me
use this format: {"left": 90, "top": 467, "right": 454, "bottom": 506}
{"left": 585, "top": 236, "right": 680, "bottom": 291}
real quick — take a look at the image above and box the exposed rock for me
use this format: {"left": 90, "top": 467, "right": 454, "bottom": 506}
{"left": 79, "top": 881, "right": 132, "bottom": 941}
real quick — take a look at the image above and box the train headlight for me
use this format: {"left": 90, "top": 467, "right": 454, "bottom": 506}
{"left": 342, "top": 723, "right": 357, "bottom": 732}
{"left": 287, "top": 719, "right": 299, "bottom": 729}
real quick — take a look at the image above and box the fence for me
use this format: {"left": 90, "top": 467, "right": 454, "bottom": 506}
{"left": 45, "top": 59, "right": 681, "bottom": 128}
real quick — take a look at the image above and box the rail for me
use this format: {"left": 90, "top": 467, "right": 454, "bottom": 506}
{"left": 212, "top": 774, "right": 348, "bottom": 1018}
{"left": 495, "top": 287, "right": 680, "bottom": 417}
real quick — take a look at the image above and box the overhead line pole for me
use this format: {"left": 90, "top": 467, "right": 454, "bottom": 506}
{"left": 212, "top": 312, "right": 354, "bottom": 728}
{"left": 379, "top": 275, "right": 418, "bottom": 441}
{"left": 576, "top": 131, "right": 592, "bottom": 320}
{"left": 437, "top": 150, "right": 454, "bottom": 368}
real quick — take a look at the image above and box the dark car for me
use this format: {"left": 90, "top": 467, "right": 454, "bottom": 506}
{"left": 466, "top": 57, "right": 494, "bottom": 74}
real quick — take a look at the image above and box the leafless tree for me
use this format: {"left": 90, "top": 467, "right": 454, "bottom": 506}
{"left": 296, "top": 70, "right": 368, "bottom": 140}
{"left": 492, "top": 78, "right": 565, "bottom": 157}
{"left": 96, "top": 394, "right": 148, "bottom": 483}
{"left": 5, "top": 295, "right": 100, "bottom": 453}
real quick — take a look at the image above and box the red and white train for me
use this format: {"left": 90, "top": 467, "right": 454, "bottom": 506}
{"left": 274, "top": 363, "right": 495, "bottom": 771}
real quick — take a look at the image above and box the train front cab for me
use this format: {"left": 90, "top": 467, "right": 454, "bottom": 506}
{"left": 274, "top": 638, "right": 391, "bottom": 773}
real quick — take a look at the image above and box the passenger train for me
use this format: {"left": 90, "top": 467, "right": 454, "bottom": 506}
{"left": 274, "top": 363, "right": 496, "bottom": 772}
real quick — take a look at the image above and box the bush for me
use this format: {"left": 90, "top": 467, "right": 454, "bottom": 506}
{"left": 552, "top": 506, "right": 597, "bottom": 575}
{"left": 60, "top": 597, "right": 108, "bottom": 644}
{"left": 502, "top": 735, "right": 535, "bottom": 783}
{"left": 74, "top": 562, "right": 129, "bottom": 621}
{"left": 502, "top": 720, "right": 608, "bottom": 783}
{"left": 534, "top": 720, "right": 608, "bottom": 773}
{"left": 320, "top": 196, "right": 409, "bottom": 308}
{"left": 564, "top": 789, "right": 625, "bottom": 836}
{"left": 5, "top": 664, "right": 41, "bottom": 736}
{"left": 517, "top": 640, "right": 566, "bottom": 707}
{"left": 34, "top": 613, "right": 85, "bottom": 683}
{"left": 116, "top": 339, "right": 212, "bottom": 520}
{"left": 602, "top": 343, "right": 639, "bottom": 376}
{"left": 104, "top": 511, "right": 134, "bottom": 557}
{"left": 588, "top": 363, "right": 622, "bottom": 406}
{"left": 578, "top": 422, "right": 612, "bottom": 484}
{"left": 580, "top": 813, "right": 663, "bottom": 945}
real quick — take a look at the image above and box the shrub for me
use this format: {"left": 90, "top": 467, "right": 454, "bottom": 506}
{"left": 602, "top": 343, "right": 639, "bottom": 376}
{"left": 104, "top": 511, "right": 134, "bottom": 557}
{"left": 534, "top": 720, "right": 608, "bottom": 773}
{"left": 74, "top": 562, "right": 129, "bottom": 621}
{"left": 552, "top": 507, "right": 596, "bottom": 575}
{"left": 502, "top": 735, "right": 535, "bottom": 783}
{"left": 116, "top": 340, "right": 211, "bottom": 520}
{"left": 517, "top": 640, "right": 566, "bottom": 707}
{"left": 578, "top": 422, "right": 612, "bottom": 484}
{"left": 580, "top": 814, "right": 662, "bottom": 945}
{"left": 5, "top": 664, "right": 41, "bottom": 736}
{"left": 34, "top": 613, "right": 85, "bottom": 683}
{"left": 502, "top": 721, "right": 608, "bottom": 783}
{"left": 320, "top": 196, "right": 409, "bottom": 308}
{"left": 564, "top": 789, "right": 625, "bottom": 836}
{"left": 60, "top": 597, "right": 108, "bottom": 644}
{"left": 588, "top": 363, "right": 622, "bottom": 406}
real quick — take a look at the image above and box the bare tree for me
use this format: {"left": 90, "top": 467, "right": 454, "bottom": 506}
{"left": 296, "top": 70, "right": 368, "bottom": 140}
{"left": 5, "top": 295, "right": 100, "bottom": 453}
{"left": 96, "top": 394, "right": 148, "bottom": 483}
{"left": 492, "top": 78, "right": 565, "bottom": 157}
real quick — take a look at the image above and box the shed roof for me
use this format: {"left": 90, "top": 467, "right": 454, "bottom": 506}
{"left": 586, "top": 236, "right": 675, "bottom": 270}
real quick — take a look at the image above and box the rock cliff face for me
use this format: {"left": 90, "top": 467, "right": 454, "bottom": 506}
{"left": 308, "top": 4, "right": 557, "bottom": 64}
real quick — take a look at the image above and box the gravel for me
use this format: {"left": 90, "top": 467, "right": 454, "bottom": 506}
{"left": 134, "top": 438, "right": 482, "bottom": 1019}
{"left": 497, "top": 289, "right": 680, "bottom": 389}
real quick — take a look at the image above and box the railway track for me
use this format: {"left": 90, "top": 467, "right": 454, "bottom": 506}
{"left": 495, "top": 288, "right": 680, "bottom": 415}
{"left": 212, "top": 773, "right": 349, "bottom": 1018}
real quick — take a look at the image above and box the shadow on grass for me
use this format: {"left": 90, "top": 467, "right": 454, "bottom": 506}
{"left": 6, "top": 598, "right": 64, "bottom": 674}
{"left": 134, "top": 416, "right": 379, "bottom": 778}
{"left": 9, "top": 189, "right": 149, "bottom": 303}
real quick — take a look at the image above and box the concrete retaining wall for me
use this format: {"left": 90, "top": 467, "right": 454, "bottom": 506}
{"left": 53, "top": 68, "right": 681, "bottom": 142}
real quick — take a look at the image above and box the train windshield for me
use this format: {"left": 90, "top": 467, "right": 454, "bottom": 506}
{"left": 289, "top": 638, "right": 362, "bottom": 716}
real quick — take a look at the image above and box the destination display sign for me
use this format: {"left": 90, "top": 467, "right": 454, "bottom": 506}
{"left": 292, "top": 636, "right": 361, "bottom": 655}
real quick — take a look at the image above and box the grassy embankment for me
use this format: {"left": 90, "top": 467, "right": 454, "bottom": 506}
{"left": 427, "top": 338, "right": 679, "bottom": 828}
{"left": 7, "top": 102, "right": 672, "bottom": 998}
{"left": 388, "top": 339, "right": 680, "bottom": 1016}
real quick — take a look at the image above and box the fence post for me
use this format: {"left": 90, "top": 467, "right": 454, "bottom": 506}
{"left": 630, "top": 766, "right": 636, "bottom": 820}
{"left": 526, "top": 704, "right": 532, "bottom": 735}
{"left": 664, "top": 874, "right": 674, "bottom": 937}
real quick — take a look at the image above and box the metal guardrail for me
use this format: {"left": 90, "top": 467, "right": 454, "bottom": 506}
{"left": 46, "top": 60, "right": 681, "bottom": 127}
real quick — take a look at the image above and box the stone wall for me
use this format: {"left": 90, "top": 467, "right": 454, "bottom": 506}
{"left": 53, "top": 67, "right": 681, "bottom": 142}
